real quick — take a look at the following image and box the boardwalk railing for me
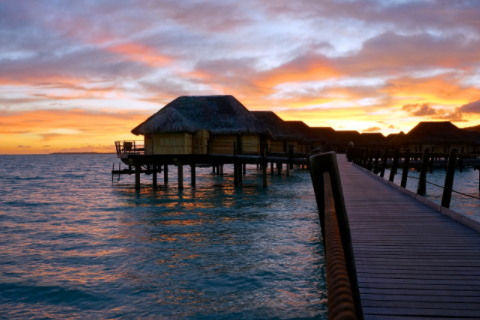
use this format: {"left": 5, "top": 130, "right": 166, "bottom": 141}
{"left": 308, "top": 152, "right": 363, "bottom": 320}
{"left": 348, "top": 146, "right": 480, "bottom": 209}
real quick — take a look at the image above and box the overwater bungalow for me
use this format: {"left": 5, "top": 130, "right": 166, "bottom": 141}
{"left": 388, "top": 121, "right": 479, "bottom": 153}
{"left": 358, "top": 132, "right": 386, "bottom": 148}
{"left": 283, "top": 121, "right": 325, "bottom": 153}
{"left": 251, "top": 111, "right": 302, "bottom": 154}
{"left": 131, "top": 95, "right": 268, "bottom": 155}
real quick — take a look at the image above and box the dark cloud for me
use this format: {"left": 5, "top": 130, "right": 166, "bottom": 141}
{"left": 402, "top": 103, "right": 437, "bottom": 116}
{"left": 459, "top": 99, "right": 480, "bottom": 114}
{"left": 403, "top": 103, "right": 467, "bottom": 122}
{"left": 17, "top": 145, "right": 31, "bottom": 148}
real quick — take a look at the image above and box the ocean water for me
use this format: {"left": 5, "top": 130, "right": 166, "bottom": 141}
{"left": 385, "top": 166, "right": 480, "bottom": 221}
{"left": 0, "top": 155, "right": 327, "bottom": 319}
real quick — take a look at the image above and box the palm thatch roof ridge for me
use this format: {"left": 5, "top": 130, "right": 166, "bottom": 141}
{"left": 132, "top": 95, "right": 268, "bottom": 135}
{"left": 251, "top": 111, "right": 302, "bottom": 141}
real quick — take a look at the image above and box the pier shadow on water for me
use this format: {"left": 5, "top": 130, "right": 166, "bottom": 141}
{"left": 0, "top": 154, "right": 327, "bottom": 319}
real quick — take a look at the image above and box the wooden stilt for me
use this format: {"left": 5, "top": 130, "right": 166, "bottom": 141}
{"left": 164, "top": 164, "right": 168, "bottom": 184}
{"left": 153, "top": 165, "right": 157, "bottom": 188}
{"left": 270, "top": 162, "right": 274, "bottom": 175}
{"left": 191, "top": 163, "right": 196, "bottom": 189}
{"left": 238, "top": 163, "right": 243, "bottom": 183}
{"left": 178, "top": 164, "right": 183, "bottom": 189}
{"left": 286, "top": 162, "right": 290, "bottom": 176}
{"left": 135, "top": 164, "right": 140, "bottom": 190}
{"left": 234, "top": 163, "right": 238, "bottom": 186}
{"left": 277, "top": 162, "right": 282, "bottom": 175}
{"left": 220, "top": 165, "right": 223, "bottom": 176}
{"left": 243, "top": 163, "right": 246, "bottom": 176}
{"left": 262, "top": 148, "right": 267, "bottom": 188}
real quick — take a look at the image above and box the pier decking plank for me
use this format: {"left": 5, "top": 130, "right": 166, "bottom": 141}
{"left": 337, "top": 155, "right": 480, "bottom": 319}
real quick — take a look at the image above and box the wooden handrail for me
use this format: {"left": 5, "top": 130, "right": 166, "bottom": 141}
{"left": 309, "top": 151, "right": 363, "bottom": 320}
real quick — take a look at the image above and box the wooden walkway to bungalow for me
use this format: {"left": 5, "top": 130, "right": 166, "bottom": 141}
{"left": 337, "top": 155, "right": 480, "bottom": 319}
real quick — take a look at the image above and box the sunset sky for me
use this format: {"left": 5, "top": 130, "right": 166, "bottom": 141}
{"left": 3, "top": 0, "right": 480, "bottom": 154}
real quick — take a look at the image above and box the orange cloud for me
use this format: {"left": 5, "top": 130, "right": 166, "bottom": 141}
{"left": 106, "top": 43, "right": 171, "bottom": 67}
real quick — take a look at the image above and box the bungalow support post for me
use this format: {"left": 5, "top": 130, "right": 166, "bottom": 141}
{"left": 135, "top": 161, "right": 141, "bottom": 190}
{"left": 178, "top": 163, "right": 183, "bottom": 190}
{"left": 153, "top": 165, "right": 157, "bottom": 188}
{"left": 191, "top": 163, "right": 196, "bottom": 189}
{"left": 164, "top": 164, "right": 168, "bottom": 184}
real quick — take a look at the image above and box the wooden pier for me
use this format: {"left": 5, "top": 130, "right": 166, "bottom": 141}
{"left": 321, "top": 154, "right": 480, "bottom": 319}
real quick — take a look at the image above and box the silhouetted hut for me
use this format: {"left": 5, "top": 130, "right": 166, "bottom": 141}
{"left": 251, "top": 111, "right": 302, "bottom": 153}
{"left": 284, "top": 121, "right": 325, "bottom": 152}
{"left": 334, "top": 130, "right": 362, "bottom": 151}
{"left": 131, "top": 95, "right": 268, "bottom": 155}
{"left": 386, "top": 132, "right": 403, "bottom": 144}
{"left": 389, "top": 121, "right": 476, "bottom": 153}
{"left": 359, "top": 132, "right": 386, "bottom": 148}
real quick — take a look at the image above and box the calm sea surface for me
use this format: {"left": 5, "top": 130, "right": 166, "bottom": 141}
{"left": 0, "top": 155, "right": 327, "bottom": 319}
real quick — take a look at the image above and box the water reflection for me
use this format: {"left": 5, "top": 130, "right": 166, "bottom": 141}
{"left": 0, "top": 155, "right": 326, "bottom": 319}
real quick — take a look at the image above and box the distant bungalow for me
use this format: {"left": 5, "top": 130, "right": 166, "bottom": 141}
{"left": 131, "top": 95, "right": 268, "bottom": 155}
{"left": 251, "top": 111, "right": 303, "bottom": 153}
{"left": 389, "top": 121, "right": 480, "bottom": 153}
{"left": 283, "top": 121, "right": 326, "bottom": 153}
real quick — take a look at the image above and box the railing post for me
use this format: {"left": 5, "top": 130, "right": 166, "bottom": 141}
{"left": 417, "top": 148, "right": 429, "bottom": 195}
{"left": 441, "top": 148, "right": 458, "bottom": 208}
{"left": 389, "top": 148, "right": 399, "bottom": 182}
{"left": 459, "top": 154, "right": 464, "bottom": 173}
{"left": 380, "top": 147, "right": 388, "bottom": 178}
{"left": 373, "top": 148, "right": 380, "bottom": 173}
{"left": 367, "top": 148, "right": 373, "bottom": 171}
{"left": 401, "top": 149, "right": 411, "bottom": 188}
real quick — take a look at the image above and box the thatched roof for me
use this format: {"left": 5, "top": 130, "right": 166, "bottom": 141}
{"left": 311, "top": 127, "right": 337, "bottom": 142}
{"left": 251, "top": 111, "right": 302, "bottom": 141}
{"left": 386, "top": 132, "right": 403, "bottom": 142}
{"left": 465, "top": 130, "right": 480, "bottom": 146}
{"left": 132, "top": 95, "right": 268, "bottom": 135}
{"left": 335, "top": 130, "right": 361, "bottom": 144}
{"left": 284, "top": 121, "right": 326, "bottom": 143}
{"left": 389, "top": 121, "right": 474, "bottom": 146}
{"left": 359, "top": 132, "right": 386, "bottom": 147}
